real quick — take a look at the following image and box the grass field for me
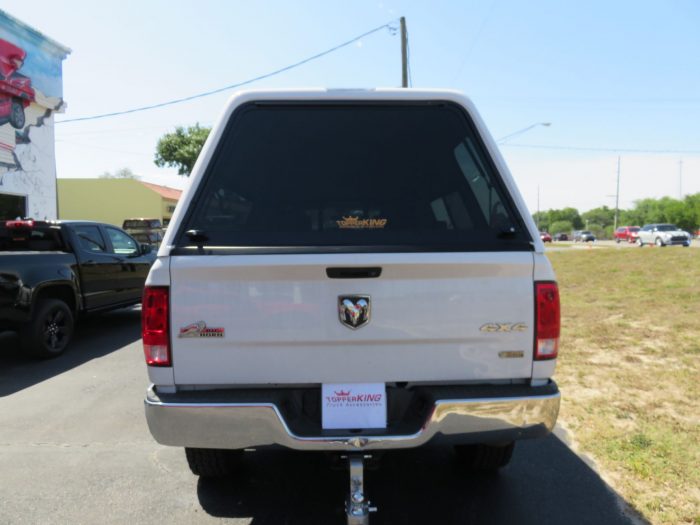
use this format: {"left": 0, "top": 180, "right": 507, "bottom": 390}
{"left": 547, "top": 247, "right": 700, "bottom": 525}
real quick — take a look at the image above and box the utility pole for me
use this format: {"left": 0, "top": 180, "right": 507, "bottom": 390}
{"left": 614, "top": 156, "right": 620, "bottom": 231}
{"left": 536, "top": 185, "right": 540, "bottom": 231}
{"left": 400, "top": 17, "right": 408, "bottom": 87}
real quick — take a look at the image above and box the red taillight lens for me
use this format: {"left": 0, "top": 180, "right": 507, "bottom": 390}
{"left": 142, "top": 286, "right": 171, "bottom": 366}
{"left": 535, "top": 282, "right": 560, "bottom": 360}
{"left": 5, "top": 219, "right": 34, "bottom": 229}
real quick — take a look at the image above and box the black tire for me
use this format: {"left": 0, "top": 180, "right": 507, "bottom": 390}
{"left": 454, "top": 442, "right": 515, "bottom": 471}
{"left": 10, "top": 99, "right": 25, "bottom": 129}
{"left": 20, "top": 299, "right": 74, "bottom": 358}
{"left": 655, "top": 237, "right": 665, "bottom": 247}
{"left": 185, "top": 447, "right": 241, "bottom": 477}
{"left": 638, "top": 237, "right": 644, "bottom": 247}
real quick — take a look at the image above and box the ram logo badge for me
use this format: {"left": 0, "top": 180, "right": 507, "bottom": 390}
{"left": 338, "top": 296, "right": 371, "bottom": 329}
{"left": 480, "top": 322, "right": 528, "bottom": 333}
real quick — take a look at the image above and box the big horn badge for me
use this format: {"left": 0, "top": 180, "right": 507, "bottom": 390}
{"left": 338, "top": 296, "right": 371, "bottom": 329}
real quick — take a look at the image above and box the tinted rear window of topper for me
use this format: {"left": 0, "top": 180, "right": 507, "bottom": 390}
{"left": 176, "top": 102, "right": 531, "bottom": 252}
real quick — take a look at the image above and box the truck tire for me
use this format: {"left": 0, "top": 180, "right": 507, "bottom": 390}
{"left": 454, "top": 442, "right": 515, "bottom": 471}
{"left": 185, "top": 447, "right": 241, "bottom": 477}
{"left": 10, "top": 99, "right": 26, "bottom": 129}
{"left": 21, "top": 299, "right": 74, "bottom": 358}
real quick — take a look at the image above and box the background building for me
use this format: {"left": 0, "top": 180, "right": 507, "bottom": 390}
{"left": 0, "top": 9, "right": 70, "bottom": 220}
{"left": 57, "top": 178, "right": 182, "bottom": 227}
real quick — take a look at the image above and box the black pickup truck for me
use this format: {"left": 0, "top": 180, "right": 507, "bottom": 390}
{"left": 0, "top": 219, "right": 156, "bottom": 357}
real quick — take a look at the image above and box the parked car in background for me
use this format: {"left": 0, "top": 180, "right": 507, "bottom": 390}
{"left": 614, "top": 226, "right": 640, "bottom": 243}
{"left": 122, "top": 218, "right": 164, "bottom": 247}
{"left": 554, "top": 232, "right": 568, "bottom": 241}
{"left": 573, "top": 230, "right": 596, "bottom": 242}
{"left": 540, "top": 231, "right": 552, "bottom": 242}
{"left": 0, "top": 219, "right": 155, "bottom": 357}
{"left": 637, "top": 224, "right": 691, "bottom": 247}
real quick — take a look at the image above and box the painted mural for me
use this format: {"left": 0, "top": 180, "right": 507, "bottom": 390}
{"left": 0, "top": 36, "right": 64, "bottom": 168}
{"left": 0, "top": 10, "right": 69, "bottom": 220}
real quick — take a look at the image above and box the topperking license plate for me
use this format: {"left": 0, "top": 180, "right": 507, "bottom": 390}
{"left": 321, "top": 383, "right": 387, "bottom": 430}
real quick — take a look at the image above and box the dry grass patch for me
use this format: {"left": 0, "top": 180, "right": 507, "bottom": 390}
{"left": 548, "top": 247, "right": 700, "bottom": 525}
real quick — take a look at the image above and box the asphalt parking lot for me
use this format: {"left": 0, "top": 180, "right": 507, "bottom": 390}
{"left": 0, "top": 308, "right": 641, "bottom": 525}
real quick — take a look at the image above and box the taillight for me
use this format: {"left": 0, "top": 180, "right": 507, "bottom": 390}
{"left": 5, "top": 219, "right": 34, "bottom": 229}
{"left": 535, "top": 282, "right": 560, "bottom": 360}
{"left": 142, "top": 286, "right": 171, "bottom": 366}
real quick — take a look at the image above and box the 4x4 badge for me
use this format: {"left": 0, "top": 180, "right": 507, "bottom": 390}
{"left": 338, "top": 296, "right": 371, "bottom": 330}
{"left": 480, "top": 322, "right": 527, "bottom": 333}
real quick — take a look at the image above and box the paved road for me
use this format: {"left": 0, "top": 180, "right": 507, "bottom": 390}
{"left": 0, "top": 309, "right": 642, "bottom": 525}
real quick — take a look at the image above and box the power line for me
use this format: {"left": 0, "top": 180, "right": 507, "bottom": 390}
{"left": 57, "top": 20, "right": 399, "bottom": 124}
{"left": 57, "top": 124, "right": 195, "bottom": 137}
{"left": 451, "top": 0, "right": 498, "bottom": 83}
{"left": 500, "top": 142, "right": 700, "bottom": 155}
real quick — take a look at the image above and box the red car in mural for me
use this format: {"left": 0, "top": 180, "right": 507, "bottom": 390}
{"left": 0, "top": 38, "right": 35, "bottom": 129}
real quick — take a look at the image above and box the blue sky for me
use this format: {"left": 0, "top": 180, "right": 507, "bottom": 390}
{"left": 4, "top": 0, "right": 699, "bottom": 212}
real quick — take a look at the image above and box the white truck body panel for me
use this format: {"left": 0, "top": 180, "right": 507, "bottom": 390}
{"left": 168, "top": 251, "right": 535, "bottom": 385}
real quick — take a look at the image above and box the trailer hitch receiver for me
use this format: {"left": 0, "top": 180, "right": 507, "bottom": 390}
{"left": 345, "top": 454, "right": 377, "bottom": 525}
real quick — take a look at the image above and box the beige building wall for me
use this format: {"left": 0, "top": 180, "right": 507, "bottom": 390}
{"left": 57, "top": 179, "right": 163, "bottom": 227}
{"left": 161, "top": 198, "right": 178, "bottom": 225}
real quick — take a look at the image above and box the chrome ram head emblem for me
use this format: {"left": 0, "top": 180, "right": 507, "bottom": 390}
{"left": 338, "top": 295, "right": 371, "bottom": 329}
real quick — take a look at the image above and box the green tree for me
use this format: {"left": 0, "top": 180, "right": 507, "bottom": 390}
{"left": 581, "top": 206, "right": 615, "bottom": 229}
{"left": 154, "top": 124, "right": 211, "bottom": 176}
{"left": 548, "top": 207, "right": 583, "bottom": 229}
{"left": 682, "top": 193, "right": 700, "bottom": 231}
{"left": 533, "top": 208, "right": 582, "bottom": 232}
{"left": 621, "top": 195, "right": 700, "bottom": 232}
{"left": 532, "top": 211, "right": 549, "bottom": 232}
{"left": 100, "top": 167, "right": 139, "bottom": 179}
{"left": 665, "top": 199, "right": 696, "bottom": 232}
{"left": 586, "top": 223, "right": 606, "bottom": 239}
{"left": 549, "top": 220, "right": 573, "bottom": 236}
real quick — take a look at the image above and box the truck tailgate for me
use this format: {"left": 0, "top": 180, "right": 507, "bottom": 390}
{"left": 169, "top": 252, "right": 534, "bottom": 385}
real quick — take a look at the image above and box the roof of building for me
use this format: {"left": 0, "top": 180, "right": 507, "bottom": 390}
{"left": 140, "top": 181, "right": 182, "bottom": 201}
{"left": 0, "top": 9, "right": 71, "bottom": 57}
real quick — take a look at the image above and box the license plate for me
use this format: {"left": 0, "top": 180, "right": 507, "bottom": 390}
{"left": 321, "top": 383, "right": 387, "bottom": 430}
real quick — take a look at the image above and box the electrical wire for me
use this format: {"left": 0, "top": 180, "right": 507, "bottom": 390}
{"left": 56, "top": 20, "right": 399, "bottom": 124}
{"left": 451, "top": 0, "right": 498, "bottom": 83}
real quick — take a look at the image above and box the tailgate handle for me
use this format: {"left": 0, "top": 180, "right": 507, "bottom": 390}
{"left": 326, "top": 267, "right": 382, "bottom": 279}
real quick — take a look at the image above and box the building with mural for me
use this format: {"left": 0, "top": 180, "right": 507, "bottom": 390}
{"left": 57, "top": 178, "right": 182, "bottom": 227}
{"left": 0, "top": 9, "right": 70, "bottom": 220}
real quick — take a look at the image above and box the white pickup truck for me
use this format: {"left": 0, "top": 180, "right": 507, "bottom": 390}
{"left": 142, "top": 88, "right": 560, "bottom": 520}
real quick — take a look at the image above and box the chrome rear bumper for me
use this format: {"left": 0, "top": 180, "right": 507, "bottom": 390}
{"left": 144, "top": 383, "right": 560, "bottom": 451}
